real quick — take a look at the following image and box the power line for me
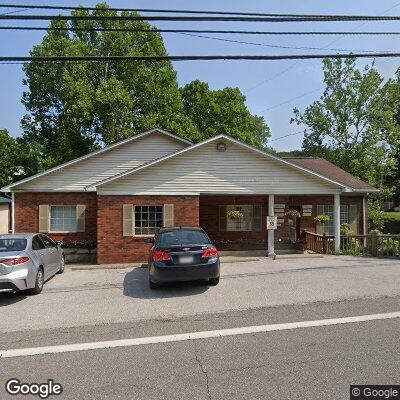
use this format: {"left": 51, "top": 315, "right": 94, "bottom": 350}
{"left": 269, "top": 131, "right": 304, "bottom": 142}
{"left": 263, "top": 87, "right": 324, "bottom": 112}
{"left": 3, "top": 14, "right": 400, "bottom": 22}
{"left": 1, "top": 4, "right": 400, "bottom": 19}
{"left": 178, "top": 32, "right": 367, "bottom": 53}
{"left": 245, "top": 1, "right": 400, "bottom": 94}
{"left": 0, "top": 53, "right": 400, "bottom": 63}
{"left": 2, "top": 26, "right": 400, "bottom": 35}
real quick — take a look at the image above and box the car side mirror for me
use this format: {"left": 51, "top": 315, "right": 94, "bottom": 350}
{"left": 144, "top": 238, "right": 154, "bottom": 244}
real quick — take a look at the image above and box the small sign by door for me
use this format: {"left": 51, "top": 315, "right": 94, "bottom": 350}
{"left": 266, "top": 216, "right": 278, "bottom": 230}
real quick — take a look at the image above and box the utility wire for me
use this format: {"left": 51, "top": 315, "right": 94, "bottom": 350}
{"left": 247, "top": 1, "right": 400, "bottom": 95}
{"left": 178, "top": 32, "right": 367, "bottom": 53}
{"left": 264, "top": 87, "right": 324, "bottom": 112}
{"left": 3, "top": 15, "right": 400, "bottom": 22}
{"left": 2, "top": 27, "right": 400, "bottom": 35}
{"left": 269, "top": 131, "right": 303, "bottom": 142}
{"left": 0, "top": 53, "right": 399, "bottom": 63}
{"left": 2, "top": 4, "right": 400, "bottom": 18}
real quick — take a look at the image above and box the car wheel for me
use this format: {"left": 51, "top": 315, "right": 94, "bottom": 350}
{"left": 28, "top": 268, "right": 44, "bottom": 295}
{"left": 57, "top": 256, "right": 65, "bottom": 274}
{"left": 149, "top": 278, "right": 159, "bottom": 290}
{"left": 208, "top": 276, "right": 220, "bottom": 286}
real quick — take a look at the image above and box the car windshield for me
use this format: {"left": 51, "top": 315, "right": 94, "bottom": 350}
{"left": 158, "top": 230, "right": 210, "bottom": 246}
{"left": 0, "top": 238, "right": 27, "bottom": 252}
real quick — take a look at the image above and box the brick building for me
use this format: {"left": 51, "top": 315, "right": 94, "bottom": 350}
{"left": 1, "top": 129, "right": 378, "bottom": 264}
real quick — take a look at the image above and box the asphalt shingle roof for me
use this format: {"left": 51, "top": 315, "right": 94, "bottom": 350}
{"left": 284, "top": 157, "right": 377, "bottom": 192}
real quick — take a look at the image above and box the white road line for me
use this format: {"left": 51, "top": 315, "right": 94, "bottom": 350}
{"left": 1, "top": 311, "right": 400, "bottom": 359}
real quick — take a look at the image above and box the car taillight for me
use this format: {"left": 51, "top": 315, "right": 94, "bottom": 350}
{"left": 202, "top": 248, "right": 218, "bottom": 258}
{"left": 0, "top": 257, "right": 30, "bottom": 266}
{"left": 153, "top": 251, "right": 171, "bottom": 262}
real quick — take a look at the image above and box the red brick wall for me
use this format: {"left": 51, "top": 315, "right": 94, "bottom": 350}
{"left": 199, "top": 195, "right": 268, "bottom": 250}
{"left": 14, "top": 192, "right": 97, "bottom": 243}
{"left": 97, "top": 195, "right": 199, "bottom": 264}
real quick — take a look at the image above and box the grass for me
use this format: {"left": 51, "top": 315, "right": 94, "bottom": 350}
{"left": 383, "top": 212, "right": 400, "bottom": 221}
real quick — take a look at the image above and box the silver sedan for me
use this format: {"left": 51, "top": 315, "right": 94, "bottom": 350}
{"left": 0, "top": 233, "right": 65, "bottom": 295}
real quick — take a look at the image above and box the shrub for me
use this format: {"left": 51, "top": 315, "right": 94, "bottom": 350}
{"left": 60, "top": 239, "right": 97, "bottom": 250}
{"left": 340, "top": 223, "right": 352, "bottom": 236}
{"left": 368, "top": 199, "right": 385, "bottom": 232}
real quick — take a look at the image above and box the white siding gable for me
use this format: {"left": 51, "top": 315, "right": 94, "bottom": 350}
{"left": 99, "top": 140, "right": 341, "bottom": 195}
{"left": 15, "top": 132, "right": 188, "bottom": 192}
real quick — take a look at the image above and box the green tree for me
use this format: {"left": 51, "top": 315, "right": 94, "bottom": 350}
{"left": 0, "top": 129, "right": 20, "bottom": 188}
{"left": 291, "top": 58, "right": 398, "bottom": 190}
{"left": 181, "top": 80, "right": 270, "bottom": 148}
{"left": 21, "top": 3, "right": 198, "bottom": 167}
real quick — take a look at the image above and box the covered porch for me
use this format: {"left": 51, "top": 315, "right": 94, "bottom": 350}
{"left": 199, "top": 194, "right": 365, "bottom": 256}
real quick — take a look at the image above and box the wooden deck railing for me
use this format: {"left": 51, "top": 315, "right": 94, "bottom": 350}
{"left": 301, "top": 230, "right": 400, "bottom": 258}
{"left": 301, "top": 230, "right": 334, "bottom": 254}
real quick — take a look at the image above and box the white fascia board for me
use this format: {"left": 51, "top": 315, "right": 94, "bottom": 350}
{"left": 87, "top": 134, "right": 349, "bottom": 191}
{"left": 0, "top": 129, "right": 192, "bottom": 192}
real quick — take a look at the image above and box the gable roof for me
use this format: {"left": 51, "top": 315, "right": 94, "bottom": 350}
{"left": 87, "top": 134, "right": 351, "bottom": 191}
{"left": 284, "top": 157, "right": 378, "bottom": 192}
{"left": 1, "top": 129, "right": 192, "bottom": 192}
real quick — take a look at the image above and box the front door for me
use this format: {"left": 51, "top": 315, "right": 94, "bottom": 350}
{"left": 288, "top": 207, "right": 301, "bottom": 243}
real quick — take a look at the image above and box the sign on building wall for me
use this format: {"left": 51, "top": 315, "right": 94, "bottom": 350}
{"left": 266, "top": 216, "right": 278, "bottom": 230}
{"left": 302, "top": 205, "right": 313, "bottom": 217}
{"left": 273, "top": 204, "right": 285, "bottom": 227}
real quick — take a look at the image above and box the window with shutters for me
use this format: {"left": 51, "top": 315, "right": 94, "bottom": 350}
{"left": 50, "top": 205, "right": 77, "bottom": 232}
{"left": 316, "top": 204, "right": 358, "bottom": 235}
{"left": 134, "top": 205, "right": 163, "bottom": 235}
{"left": 219, "top": 205, "right": 262, "bottom": 232}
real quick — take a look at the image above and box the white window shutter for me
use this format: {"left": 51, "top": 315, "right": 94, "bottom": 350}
{"left": 123, "top": 204, "right": 133, "bottom": 236}
{"left": 39, "top": 205, "right": 50, "bottom": 233}
{"left": 163, "top": 204, "right": 174, "bottom": 228}
{"left": 76, "top": 205, "right": 86, "bottom": 232}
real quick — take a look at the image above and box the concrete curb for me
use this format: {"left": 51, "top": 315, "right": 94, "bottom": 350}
{"left": 66, "top": 253, "right": 324, "bottom": 270}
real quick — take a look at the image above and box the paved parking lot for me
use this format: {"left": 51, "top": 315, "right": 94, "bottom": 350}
{"left": 1, "top": 255, "right": 400, "bottom": 333}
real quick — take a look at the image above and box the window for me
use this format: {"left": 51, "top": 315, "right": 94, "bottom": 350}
{"left": 158, "top": 229, "right": 210, "bottom": 246}
{"left": 0, "top": 239, "right": 27, "bottom": 252}
{"left": 32, "top": 236, "right": 45, "bottom": 251}
{"left": 50, "top": 206, "right": 77, "bottom": 232}
{"left": 219, "top": 205, "right": 262, "bottom": 232}
{"left": 134, "top": 205, "right": 163, "bottom": 235}
{"left": 40, "top": 235, "right": 56, "bottom": 248}
{"left": 316, "top": 204, "right": 357, "bottom": 235}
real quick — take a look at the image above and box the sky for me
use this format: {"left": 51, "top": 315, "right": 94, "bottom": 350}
{"left": 1, "top": 0, "right": 400, "bottom": 152}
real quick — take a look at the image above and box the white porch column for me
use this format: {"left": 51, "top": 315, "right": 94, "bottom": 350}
{"left": 334, "top": 193, "right": 341, "bottom": 253}
{"left": 11, "top": 192, "right": 15, "bottom": 234}
{"left": 268, "top": 194, "right": 275, "bottom": 257}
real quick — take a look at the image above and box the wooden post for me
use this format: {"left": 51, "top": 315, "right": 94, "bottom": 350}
{"left": 322, "top": 232, "right": 327, "bottom": 254}
{"left": 371, "top": 232, "right": 378, "bottom": 257}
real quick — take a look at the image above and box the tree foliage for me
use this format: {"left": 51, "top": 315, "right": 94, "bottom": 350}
{"left": 21, "top": 3, "right": 198, "bottom": 166}
{"left": 20, "top": 3, "right": 270, "bottom": 173}
{"left": 291, "top": 58, "right": 399, "bottom": 191}
{"left": 181, "top": 80, "right": 270, "bottom": 148}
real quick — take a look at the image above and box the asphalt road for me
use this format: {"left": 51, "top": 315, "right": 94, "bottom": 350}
{"left": 0, "top": 296, "right": 399, "bottom": 400}
{"left": 1, "top": 256, "right": 400, "bottom": 399}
